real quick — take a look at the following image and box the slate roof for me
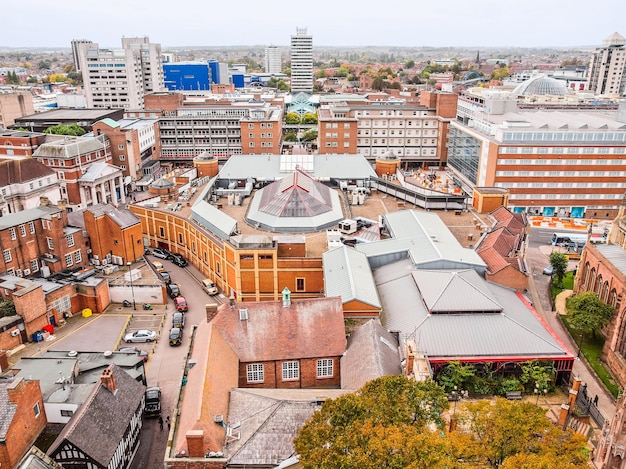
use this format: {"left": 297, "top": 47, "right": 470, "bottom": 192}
{"left": 0, "top": 206, "right": 62, "bottom": 231}
{"left": 77, "top": 162, "right": 122, "bottom": 182}
{"left": 212, "top": 297, "right": 346, "bottom": 362}
{"left": 374, "top": 259, "right": 572, "bottom": 361}
{"left": 225, "top": 388, "right": 348, "bottom": 466}
{"left": 322, "top": 245, "right": 381, "bottom": 309}
{"left": 0, "top": 158, "right": 55, "bottom": 186}
{"left": 341, "top": 319, "right": 402, "bottom": 390}
{"left": 33, "top": 136, "right": 106, "bottom": 159}
{"left": 0, "top": 382, "right": 18, "bottom": 440}
{"left": 47, "top": 364, "right": 145, "bottom": 467}
{"left": 84, "top": 203, "right": 140, "bottom": 229}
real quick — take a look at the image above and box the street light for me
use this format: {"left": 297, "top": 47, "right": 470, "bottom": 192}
{"left": 127, "top": 262, "right": 136, "bottom": 310}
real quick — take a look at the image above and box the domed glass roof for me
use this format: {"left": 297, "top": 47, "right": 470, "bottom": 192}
{"left": 513, "top": 75, "right": 568, "bottom": 97}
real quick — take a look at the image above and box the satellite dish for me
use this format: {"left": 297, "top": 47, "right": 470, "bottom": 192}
{"left": 124, "top": 176, "right": 132, "bottom": 185}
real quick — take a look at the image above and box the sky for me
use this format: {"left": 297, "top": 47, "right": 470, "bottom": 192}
{"left": 3, "top": 0, "right": 626, "bottom": 50}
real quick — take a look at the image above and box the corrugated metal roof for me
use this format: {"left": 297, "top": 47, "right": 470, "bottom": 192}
{"left": 374, "top": 260, "right": 570, "bottom": 360}
{"left": 596, "top": 244, "right": 626, "bottom": 277}
{"left": 413, "top": 270, "right": 502, "bottom": 313}
{"left": 323, "top": 245, "right": 381, "bottom": 309}
{"left": 191, "top": 199, "right": 237, "bottom": 240}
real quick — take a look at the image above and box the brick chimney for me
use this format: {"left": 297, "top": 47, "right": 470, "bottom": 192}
{"left": 206, "top": 303, "right": 218, "bottom": 322}
{"left": 39, "top": 196, "right": 50, "bottom": 207}
{"left": 186, "top": 429, "right": 205, "bottom": 457}
{"left": 101, "top": 367, "right": 116, "bottom": 393}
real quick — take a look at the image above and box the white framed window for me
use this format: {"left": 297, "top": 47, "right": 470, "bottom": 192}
{"left": 282, "top": 361, "right": 299, "bottom": 381}
{"left": 74, "top": 251, "right": 82, "bottom": 263}
{"left": 29, "top": 221, "right": 35, "bottom": 234}
{"left": 9, "top": 227, "right": 16, "bottom": 240}
{"left": 30, "top": 259, "right": 39, "bottom": 272}
{"left": 47, "top": 238, "right": 54, "bottom": 250}
{"left": 19, "top": 225, "right": 26, "bottom": 237}
{"left": 67, "top": 234, "right": 75, "bottom": 247}
{"left": 52, "top": 296, "right": 71, "bottom": 314}
{"left": 3, "top": 249, "right": 11, "bottom": 262}
{"left": 317, "top": 359, "right": 334, "bottom": 378}
{"left": 246, "top": 363, "right": 264, "bottom": 383}
{"left": 65, "top": 254, "right": 73, "bottom": 267}
{"left": 118, "top": 144, "right": 124, "bottom": 150}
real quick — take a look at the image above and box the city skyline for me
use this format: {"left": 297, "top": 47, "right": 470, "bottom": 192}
{"left": 3, "top": 0, "right": 626, "bottom": 50}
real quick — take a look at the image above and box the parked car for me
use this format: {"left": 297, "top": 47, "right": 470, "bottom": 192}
{"left": 152, "top": 261, "right": 165, "bottom": 273}
{"left": 118, "top": 347, "right": 149, "bottom": 362}
{"left": 171, "top": 254, "right": 188, "bottom": 267}
{"left": 167, "top": 283, "right": 181, "bottom": 298}
{"left": 161, "top": 271, "right": 171, "bottom": 284}
{"left": 175, "top": 296, "right": 188, "bottom": 312}
{"left": 144, "top": 386, "right": 161, "bottom": 417}
{"left": 169, "top": 327, "right": 183, "bottom": 346}
{"left": 172, "top": 312, "right": 185, "bottom": 329}
{"left": 543, "top": 265, "right": 554, "bottom": 276}
{"left": 124, "top": 330, "right": 156, "bottom": 343}
{"left": 202, "top": 278, "right": 218, "bottom": 295}
{"left": 152, "top": 247, "right": 172, "bottom": 260}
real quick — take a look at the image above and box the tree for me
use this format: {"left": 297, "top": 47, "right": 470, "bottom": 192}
{"left": 43, "top": 123, "right": 86, "bottom": 136}
{"left": 568, "top": 291, "right": 614, "bottom": 338}
{"left": 285, "top": 112, "right": 301, "bottom": 125}
{"left": 549, "top": 251, "right": 568, "bottom": 285}
{"left": 301, "top": 113, "right": 317, "bottom": 124}
{"left": 404, "top": 59, "right": 415, "bottom": 69}
{"left": 284, "top": 132, "right": 298, "bottom": 142}
{"left": 436, "top": 360, "right": 476, "bottom": 392}
{"left": 0, "top": 299, "right": 16, "bottom": 317}
{"left": 301, "top": 130, "right": 317, "bottom": 142}
{"left": 519, "top": 360, "right": 555, "bottom": 392}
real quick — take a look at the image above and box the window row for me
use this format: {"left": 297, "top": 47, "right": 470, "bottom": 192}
{"left": 246, "top": 359, "right": 333, "bottom": 383}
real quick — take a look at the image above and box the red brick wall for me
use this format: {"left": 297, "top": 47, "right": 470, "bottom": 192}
{"left": 144, "top": 92, "right": 184, "bottom": 113}
{"left": 0, "top": 378, "right": 47, "bottom": 468}
{"left": 164, "top": 459, "right": 225, "bottom": 469}
{"left": 238, "top": 357, "right": 341, "bottom": 388}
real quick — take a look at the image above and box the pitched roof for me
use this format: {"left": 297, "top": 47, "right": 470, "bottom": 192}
{"left": 0, "top": 159, "right": 55, "bottom": 186}
{"left": 33, "top": 136, "right": 106, "bottom": 159}
{"left": 476, "top": 227, "right": 524, "bottom": 275}
{"left": 77, "top": 162, "right": 122, "bottom": 182}
{"left": 212, "top": 297, "right": 346, "bottom": 362}
{"left": 0, "top": 382, "right": 18, "bottom": 440}
{"left": 47, "top": 364, "right": 145, "bottom": 467}
{"left": 84, "top": 203, "right": 140, "bottom": 229}
{"left": 341, "top": 319, "right": 401, "bottom": 390}
{"left": 490, "top": 206, "right": 527, "bottom": 235}
{"left": 323, "top": 245, "right": 381, "bottom": 309}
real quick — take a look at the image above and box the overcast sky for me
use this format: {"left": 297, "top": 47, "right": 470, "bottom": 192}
{"left": 3, "top": 0, "right": 625, "bottom": 50}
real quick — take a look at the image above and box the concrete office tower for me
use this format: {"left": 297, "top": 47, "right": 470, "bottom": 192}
{"left": 587, "top": 32, "right": 626, "bottom": 96}
{"left": 265, "top": 46, "right": 282, "bottom": 74}
{"left": 76, "top": 37, "right": 165, "bottom": 110}
{"left": 71, "top": 39, "right": 92, "bottom": 72}
{"left": 290, "top": 28, "right": 313, "bottom": 93}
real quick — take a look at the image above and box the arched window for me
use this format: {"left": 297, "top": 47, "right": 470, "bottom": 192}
{"left": 596, "top": 275, "right": 603, "bottom": 295}
{"left": 582, "top": 262, "right": 591, "bottom": 290}
{"left": 610, "top": 289, "right": 618, "bottom": 309}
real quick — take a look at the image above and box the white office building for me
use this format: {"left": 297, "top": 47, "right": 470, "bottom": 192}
{"left": 587, "top": 32, "right": 626, "bottom": 96}
{"left": 264, "top": 46, "right": 282, "bottom": 74}
{"left": 290, "top": 28, "right": 313, "bottom": 94}
{"left": 76, "top": 37, "right": 165, "bottom": 110}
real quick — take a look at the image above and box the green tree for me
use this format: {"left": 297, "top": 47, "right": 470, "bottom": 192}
{"left": 43, "top": 123, "right": 86, "bottom": 136}
{"left": 283, "top": 132, "right": 298, "bottom": 142}
{"left": 519, "top": 360, "right": 555, "bottom": 392}
{"left": 549, "top": 251, "right": 568, "bottom": 285}
{"left": 314, "top": 69, "right": 327, "bottom": 79}
{"left": 301, "top": 113, "right": 317, "bottom": 124}
{"left": 404, "top": 59, "right": 415, "bottom": 69}
{"left": 301, "top": 130, "right": 317, "bottom": 142}
{"left": 0, "top": 299, "right": 16, "bottom": 317}
{"left": 285, "top": 112, "right": 301, "bottom": 125}
{"left": 568, "top": 291, "right": 614, "bottom": 338}
{"left": 436, "top": 360, "right": 476, "bottom": 392}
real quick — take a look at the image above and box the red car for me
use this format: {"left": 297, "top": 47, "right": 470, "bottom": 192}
{"left": 175, "top": 296, "right": 188, "bottom": 312}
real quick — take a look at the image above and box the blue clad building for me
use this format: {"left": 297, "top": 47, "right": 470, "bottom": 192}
{"left": 163, "top": 63, "right": 210, "bottom": 91}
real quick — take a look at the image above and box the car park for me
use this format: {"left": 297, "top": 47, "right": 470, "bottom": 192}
{"left": 144, "top": 386, "right": 161, "bottom": 417}
{"left": 124, "top": 330, "right": 157, "bottom": 343}
{"left": 172, "top": 312, "right": 185, "bottom": 329}
{"left": 171, "top": 254, "right": 188, "bottom": 267}
{"left": 169, "top": 327, "right": 183, "bottom": 346}
{"left": 152, "top": 247, "right": 172, "bottom": 260}
{"left": 167, "top": 283, "right": 181, "bottom": 298}
{"left": 175, "top": 296, "right": 188, "bottom": 312}
{"left": 202, "top": 278, "right": 218, "bottom": 295}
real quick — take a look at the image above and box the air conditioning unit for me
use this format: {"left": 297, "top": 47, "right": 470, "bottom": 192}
{"left": 11, "top": 329, "right": 20, "bottom": 337}
{"left": 44, "top": 253, "right": 54, "bottom": 259}
{"left": 92, "top": 259, "right": 100, "bottom": 266}
{"left": 16, "top": 269, "right": 23, "bottom": 277}
{"left": 93, "top": 255, "right": 99, "bottom": 260}
{"left": 86, "top": 248, "right": 92, "bottom": 254}
{"left": 101, "top": 259, "right": 109, "bottom": 266}
{"left": 23, "top": 269, "right": 31, "bottom": 276}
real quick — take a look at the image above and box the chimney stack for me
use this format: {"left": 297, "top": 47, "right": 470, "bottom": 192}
{"left": 206, "top": 303, "right": 218, "bottom": 322}
{"left": 101, "top": 367, "right": 116, "bottom": 393}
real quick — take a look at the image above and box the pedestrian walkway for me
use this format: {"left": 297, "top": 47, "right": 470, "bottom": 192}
{"left": 527, "top": 273, "right": 616, "bottom": 422}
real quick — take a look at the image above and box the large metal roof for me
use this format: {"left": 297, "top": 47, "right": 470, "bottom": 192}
{"left": 323, "top": 245, "right": 381, "bottom": 309}
{"left": 374, "top": 260, "right": 571, "bottom": 361}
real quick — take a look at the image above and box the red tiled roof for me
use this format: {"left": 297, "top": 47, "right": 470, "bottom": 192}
{"left": 0, "top": 158, "right": 55, "bottom": 186}
{"left": 212, "top": 297, "right": 346, "bottom": 362}
{"left": 490, "top": 206, "right": 527, "bottom": 235}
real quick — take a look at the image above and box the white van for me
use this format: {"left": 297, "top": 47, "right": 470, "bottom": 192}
{"left": 202, "top": 279, "right": 218, "bottom": 295}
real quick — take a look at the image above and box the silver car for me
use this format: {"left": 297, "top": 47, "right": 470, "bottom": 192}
{"left": 124, "top": 329, "right": 157, "bottom": 343}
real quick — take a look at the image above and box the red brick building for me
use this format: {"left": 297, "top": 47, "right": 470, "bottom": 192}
{"left": 0, "top": 203, "right": 89, "bottom": 277}
{"left": 209, "top": 294, "right": 346, "bottom": 389}
{"left": 0, "top": 378, "right": 47, "bottom": 469}
{"left": 0, "top": 129, "right": 46, "bottom": 158}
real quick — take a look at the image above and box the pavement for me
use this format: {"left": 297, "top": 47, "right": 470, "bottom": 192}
{"left": 526, "top": 261, "right": 617, "bottom": 423}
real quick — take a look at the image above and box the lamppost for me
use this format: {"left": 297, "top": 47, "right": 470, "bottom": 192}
{"left": 127, "top": 262, "right": 136, "bottom": 310}
{"left": 534, "top": 383, "right": 547, "bottom": 405}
